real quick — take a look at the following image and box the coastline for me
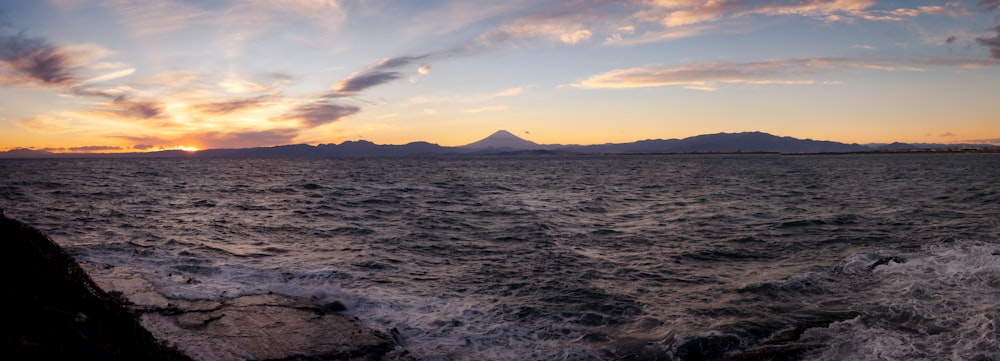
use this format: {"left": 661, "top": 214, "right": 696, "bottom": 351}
{"left": 0, "top": 212, "right": 407, "bottom": 361}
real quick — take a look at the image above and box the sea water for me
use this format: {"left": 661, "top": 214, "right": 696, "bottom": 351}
{"left": 1, "top": 154, "right": 998, "bottom": 360}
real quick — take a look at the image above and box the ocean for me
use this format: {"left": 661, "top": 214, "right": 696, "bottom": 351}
{"left": 1, "top": 154, "right": 998, "bottom": 361}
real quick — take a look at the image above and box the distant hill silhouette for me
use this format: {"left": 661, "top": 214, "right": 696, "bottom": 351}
{"left": 2, "top": 131, "right": 996, "bottom": 158}
{"left": 573, "top": 132, "right": 869, "bottom": 154}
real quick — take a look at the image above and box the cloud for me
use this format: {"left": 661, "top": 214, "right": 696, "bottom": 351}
{"left": 186, "top": 129, "right": 300, "bottom": 149}
{"left": 136, "top": 70, "right": 201, "bottom": 87}
{"left": 405, "top": 85, "right": 531, "bottom": 105}
{"left": 0, "top": 32, "right": 164, "bottom": 124}
{"left": 560, "top": 29, "right": 593, "bottom": 45}
{"left": 886, "top": 6, "right": 955, "bottom": 18}
{"left": 940, "top": 132, "right": 957, "bottom": 137}
{"left": 478, "top": 21, "right": 594, "bottom": 46}
{"left": 16, "top": 116, "right": 62, "bottom": 131}
{"left": 945, "top": 36, "right": 957, "bottom": 44}
{"left": 402, "top": 1, "right": 526, "bottom": 36}
{"left": 107, "top": 96, "right": 164, "bottom": 119}
{"left": 241, "top": 0, "right": 346, "bottom": 30}
{"left": 610, "top": 0, "right": 970, "bottom": 45}
{"left": 115, "top": 129, "right": 301, "bottom": 150}
{"left": 981, "top": 0, "right": 1000, "bottom": 11}
{"left": 325, "top": 55, "right": 433, "bottom": 98}
{"left": 83, "top": 67, "right": 135, "bottom": 83}
{"left": 104, "top": 0, "right": 207, "bottom": 36}
{"left": 494, "top": 86, "right": 529, "bottom": 97}
{"left": 193, "top": 95, "right": 280, "bottom": 115}
{"left": 217, "top": 72, "right": 295, "bottom": 94}
{"left": 0, "top": 33, "right": 76, "bottom": 86}
{"left": 373, "top": 55, "right": 430, "bottom": 71}
{"left": 464, "top": 105, "right": 510, "bottom": 113}
{"left": 286, "top": 102, "right": 360, "bottom": 127}
{"left": 68, "top": 145, "right": 123, "bottom": 152}
{"left": 333, "top": 71, "right": 403, "bottom": 95}
{"left": 635, "top": 0, "right": 879, "bottom": 28}
{"left": 976, "top": 25, "right": 1000, "bottom": 59}
{"left": 570, "top": 57, "right": 959, "bottom": 90}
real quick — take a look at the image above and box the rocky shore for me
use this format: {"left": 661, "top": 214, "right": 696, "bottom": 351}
{"left": 1, "top": 212, "right": 409, "bottom": 361}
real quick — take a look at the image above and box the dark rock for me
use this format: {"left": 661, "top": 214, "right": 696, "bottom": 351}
{"left": 321, "top": 301, "right": 347, "bottom": 313}
{"left": 1, "top": 214, "right": 191, "bottom": 360}
{"left": 867, "top": 256, "right": 907, "bottom": 271}
{"left": 675, "top": 334, "right": 742, "bottom": 361}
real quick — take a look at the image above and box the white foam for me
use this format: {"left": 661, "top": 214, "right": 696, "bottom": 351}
{"left": 801, "top": 241, "right": 1000, "bottom": 361}
{"left": 332, "top": 285, "right": 604, "bottom": 361}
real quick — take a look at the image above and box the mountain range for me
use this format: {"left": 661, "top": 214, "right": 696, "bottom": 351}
{"left": 2, "top": 130, "right": 996, "bottom": 158}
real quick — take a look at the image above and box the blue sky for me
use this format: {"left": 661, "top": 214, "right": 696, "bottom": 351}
{"left": 2, "top": 0, "right": 999, "bottom": 152}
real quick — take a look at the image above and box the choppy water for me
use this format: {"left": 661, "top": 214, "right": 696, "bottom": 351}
{"left": 2, "top": 154, "right": 998, "bottom": 361}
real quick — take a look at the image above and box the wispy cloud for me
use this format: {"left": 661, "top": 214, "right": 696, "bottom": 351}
{"left": 494, "top": 86, "right": 530, "bottom": 97}
{"left": 83, "top": 68, "right": 135, "bottom": 83}
{"left": 478, "top": 20, "right": 594, "bottom": 46}
{"left": 16, "top": 116, "right": 62, "bottom": 131}
{"left": 402, "top": 1, "right": 528, "bottom": 36}
{"left": 406, "top": 85, "right": 532, "bottom": 105}
{"left": 241, "top": 0, "right": 347, "bottom": 30}
{"left": 464, "top": 105, "right": 509, "bottom": 113}
{"left": 136, "top": 70, "right": 202, "bottom": 88}
{"left": 104, "top": 0, "right": 207, "bottom": 36}
{"left": 193, "top": 95, "right": 280, "bottom": 115}
{"left": 606, "top": 1, "right": 971, "bottom": 45}
{"left": 571, "top": 57, "right": 996, "bottom": 90}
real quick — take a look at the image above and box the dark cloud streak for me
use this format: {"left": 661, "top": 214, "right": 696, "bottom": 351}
{"left": 976, "top": 25, "right": 1000, "bottom": 59}
{"left": 334, "top": 71, "right": 403, "bottom": 95}
{"left": 0, "top": 32, "right": 75, "bottom": 86}
{"left": 116, "top": 129, "right": 301, "bottom": 150}
{"left": 981, "top": 0, "right": 1000, "bottom": 11}
{"left": 111, "top": 95, "right": 164, "bottom": 119}
{"left": 287, "top": 103, "right": 360, "bottom": 127}
{"left": 68, "top": 145, "right": 123, "bottom": 152}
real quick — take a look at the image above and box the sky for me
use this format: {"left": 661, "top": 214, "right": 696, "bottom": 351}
{"left": 1, "top": 0, "right": 999, "bottom": 152}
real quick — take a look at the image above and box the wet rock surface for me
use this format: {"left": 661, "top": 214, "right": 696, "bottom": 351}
{"left": 2, "top": 213, "right": 407, "bottom": 361}
{"left": 88, "top": 265, "right": 396, "bottom": 361}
